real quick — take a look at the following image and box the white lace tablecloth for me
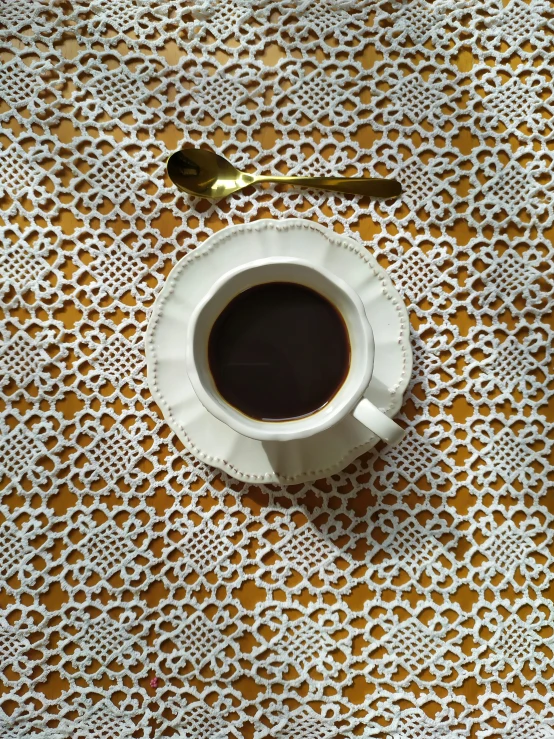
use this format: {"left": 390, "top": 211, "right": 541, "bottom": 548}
{"left": 1, "top": 1, "right": 553, "bottom": 737}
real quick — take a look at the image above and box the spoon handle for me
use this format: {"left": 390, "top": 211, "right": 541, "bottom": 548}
{"left": 256, "top": 175, "right": 402, "bottom": 198}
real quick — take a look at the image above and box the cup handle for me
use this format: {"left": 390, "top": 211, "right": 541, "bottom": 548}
{"left": 352, "top": 398, "right": 405, "bottom": 446}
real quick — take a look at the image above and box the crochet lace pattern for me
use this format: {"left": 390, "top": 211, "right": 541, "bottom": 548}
{"left": 0, "top": 1, "right": 553, "bottom": 737}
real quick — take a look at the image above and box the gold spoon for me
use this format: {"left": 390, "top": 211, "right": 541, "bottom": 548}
{"left": 167, "top": 148, "right": 402, "bottom": 199}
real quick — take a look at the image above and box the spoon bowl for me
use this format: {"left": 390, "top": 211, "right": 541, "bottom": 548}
{"left": 167, "top": 148, "right": 402, "bottom": 200}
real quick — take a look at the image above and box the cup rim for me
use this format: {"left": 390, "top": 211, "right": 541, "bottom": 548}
{"left": 186, "top": 257, "right": 374, "bottom": 441}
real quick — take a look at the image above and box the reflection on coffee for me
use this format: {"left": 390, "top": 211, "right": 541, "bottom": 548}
{"left": 208, "top": 282, "right": 350, "bottom": 422}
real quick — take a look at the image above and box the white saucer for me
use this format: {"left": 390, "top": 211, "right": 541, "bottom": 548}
{"left": 146, "top": 219, "right": 412, "bottom": 484}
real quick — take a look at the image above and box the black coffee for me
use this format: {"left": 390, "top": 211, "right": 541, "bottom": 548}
{"left": 208, "top": 282, "right": 350, "bottom": 422}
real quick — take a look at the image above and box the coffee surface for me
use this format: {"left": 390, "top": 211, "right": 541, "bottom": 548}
{"left": 208, "top": 282, "right": 350, "bottom": 421}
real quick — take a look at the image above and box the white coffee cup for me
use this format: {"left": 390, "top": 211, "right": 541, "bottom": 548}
{"left": 186, "top": 257, "right": 405, "bottom": 445}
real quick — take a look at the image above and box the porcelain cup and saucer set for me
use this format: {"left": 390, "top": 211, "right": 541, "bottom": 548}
{"left": 146, "top": 217, "right": 412, "bottom": 484}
